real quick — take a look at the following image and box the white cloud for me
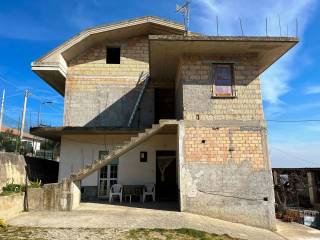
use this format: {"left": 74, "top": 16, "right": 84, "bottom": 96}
{"left": 305, "top": 85, "right": 320, "bottom": 94}
{"left": 193, "top": 0, "right": 316, "bottom": 104}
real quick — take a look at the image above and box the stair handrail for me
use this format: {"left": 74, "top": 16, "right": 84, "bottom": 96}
{"left": 127, "top": 72, "right": 150, "bottom": 127}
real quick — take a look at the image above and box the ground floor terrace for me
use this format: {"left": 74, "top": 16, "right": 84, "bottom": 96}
{"left": 6, "top": 202, "right": 320, "bottom": 240}
{"left": 31, "top": 120, "right": 277, "bottom": 230}
{"left": 59, "top": 128, "right": 179, "bottom": 204}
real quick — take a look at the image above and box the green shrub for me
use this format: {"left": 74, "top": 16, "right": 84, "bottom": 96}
{"left": 2, "top": 181, "right": 23, "bottom": 195}
{"left": 29, "top": 179, "right": 42, "bottom": 188}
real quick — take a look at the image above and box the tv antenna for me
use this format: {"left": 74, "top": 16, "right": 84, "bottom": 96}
{"left": 176, "top": 0, "right": 191, "bottom": 35}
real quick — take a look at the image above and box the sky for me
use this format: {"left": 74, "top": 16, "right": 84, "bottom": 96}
{"left": 0, "top": 0, "right": 319, "bottom": 168}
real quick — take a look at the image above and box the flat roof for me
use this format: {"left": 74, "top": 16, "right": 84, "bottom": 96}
{"left": 149, "top": 35, "right": 298, "bottom": 82}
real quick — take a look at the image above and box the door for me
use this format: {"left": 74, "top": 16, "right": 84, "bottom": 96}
{"left": 156, "top": 151, "right": 177, "bottom": 201}
{"left": 154, "top": 88, "right": 175, "bottom": 123}
{"left": 97, "top": 151, "right": 119, "bottom": 198}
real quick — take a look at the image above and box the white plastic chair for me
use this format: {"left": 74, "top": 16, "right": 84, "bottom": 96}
{"left": 143, "top": 184, "right": 155, "bottom": 203}
{"left": 109, "top": 184, "right": 123, "bottom": 203}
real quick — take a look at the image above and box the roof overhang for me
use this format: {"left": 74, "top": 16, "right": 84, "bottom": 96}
{"left": 149, "top": 35, "right": 299, "bottom": 82}
{"left": 31, "top": 16, "right": 186, "bottom": 96}
{"left": 30, "top": 124, "right": 178, "bottom": 141}
{"left": 31, "top": 62, "right": 67, "bottom": 95}
{"left": 30, "top": 126, "right": 142, "bottom": 141}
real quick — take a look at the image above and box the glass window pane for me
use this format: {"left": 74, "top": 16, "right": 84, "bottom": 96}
{"left": 110, "top": 165, "right": 118, "bottom": 178}
{"left": 100, "top": 166, "right": 108, "bottom": 178}
{"left": 99, "top": 180, "right": 108, "bottom": 196}
{"left": 110, "top": 180, "right": 117, "bottom": 187}
{"left": 216, "top": 86, "right": 233, "bottom": 95}
{"left": 214, "top": 65, "right": 233, "bottom": 96}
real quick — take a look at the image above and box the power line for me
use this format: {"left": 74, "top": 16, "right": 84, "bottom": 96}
{"left": 267, "top": 119, "right": 320, "bottom": 123}
{"left": 271, "top": 147, "right": 319, "bottom": 166}
{"left": 0, "top": 75, "right": 23, "bottom": 92}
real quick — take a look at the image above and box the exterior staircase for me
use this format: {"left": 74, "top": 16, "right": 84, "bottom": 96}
{"left": 68, "top": 119, "right": 178, "bottom": 181}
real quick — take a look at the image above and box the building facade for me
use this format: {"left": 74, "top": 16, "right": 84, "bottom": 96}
{"left": 31, "top": 16, "right": 298, "bottom": 229}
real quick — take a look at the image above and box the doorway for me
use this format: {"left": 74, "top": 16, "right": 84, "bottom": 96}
{"left": 154, "top": 88, "right": 175, "bottom": 123}
{"left": 156, "top": 151, "right": 178, "bottom": 201}
{"left": 97, "top": 151, "right": 119, "bottom": 198}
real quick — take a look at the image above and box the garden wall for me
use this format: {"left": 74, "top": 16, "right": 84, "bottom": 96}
{"left": 28, "top": 180, "right": 81, "bottom": 211}
{"left": 0, "top": 193, "right": 24, "bottom": 220}
{"left": 0, "top": 153, "right": 26, "bottom": 193}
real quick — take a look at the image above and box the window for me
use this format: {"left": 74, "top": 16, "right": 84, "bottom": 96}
{"left": 106, "top": 47, "right": 120, "bottom": 64}
{"left": 213, "top": 64, "right": 234, "bottom": 97}
{"left": 98, "top": 150, "right": 119, "bottom": 198}
{"left": 140, "top": 151, "right": 148, "bottom": 162}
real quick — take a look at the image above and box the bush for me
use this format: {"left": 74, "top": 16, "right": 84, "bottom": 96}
{"left": 2, "top": 181, "right": 23, "bottom": 195}
{"left": 29, "top": 179, "right": 42, "bottom": 188}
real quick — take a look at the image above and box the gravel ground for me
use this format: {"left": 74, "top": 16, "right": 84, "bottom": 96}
{"left": 0, "top": 227, "right": 239, "bottom": 240}
{"left": 0, "top": 227, "right": 129, "bottom": 240}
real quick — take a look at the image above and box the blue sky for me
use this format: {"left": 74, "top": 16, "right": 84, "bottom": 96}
{"left": 0, "top": 0, "right": 319, "bottom": 168}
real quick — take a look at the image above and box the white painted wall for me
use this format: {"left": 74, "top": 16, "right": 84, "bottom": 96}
{"left": 59, "top": 134, "right": 177, "bottom": 186}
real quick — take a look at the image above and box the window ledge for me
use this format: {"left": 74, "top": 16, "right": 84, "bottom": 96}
{"left": 211, "top": 95, "right": 237, "bottom": 99}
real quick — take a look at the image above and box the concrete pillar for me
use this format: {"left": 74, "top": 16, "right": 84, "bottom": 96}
{"left": 307, "top": 171, "right": 317, "bottom": 205}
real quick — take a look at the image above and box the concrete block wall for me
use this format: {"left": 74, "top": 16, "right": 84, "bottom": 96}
{"left": 176, "top": 54, "right": 264, "bottom": 121}
{"left": 179, "top": 122, "right": 276, "bottom": 230}
{"left": 64, "top": 36, "right": 153, "bottom": 128}
{"left": 176, "top": 54, "right": 276, "bottom": 230}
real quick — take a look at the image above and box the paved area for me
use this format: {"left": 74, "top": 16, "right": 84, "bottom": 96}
{"left": 276, "top": 220, "right": 320, "bottom": 240}
{"left": 7, "top": 203, "right": 320, "bottom": 240}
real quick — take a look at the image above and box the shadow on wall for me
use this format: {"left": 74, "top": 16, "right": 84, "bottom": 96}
{"left": 67, "top": 38, "right": 154, "bottom": 129}
{"left": 84, "top": 79, "right": 154, "bottom": 129}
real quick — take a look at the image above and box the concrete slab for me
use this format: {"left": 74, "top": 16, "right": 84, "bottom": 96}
{"left": 276, "top": 220, "right": 320, "bottom": 240}
{"left": 8, "top": 203, "right": 284, "bottom": 240}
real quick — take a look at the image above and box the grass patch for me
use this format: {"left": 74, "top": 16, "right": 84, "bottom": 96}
{"left": 0, "top": 226, "right": 46, "bottom": 240}
{"left": 128, "top": 228, "right": 241, "bottom": 240}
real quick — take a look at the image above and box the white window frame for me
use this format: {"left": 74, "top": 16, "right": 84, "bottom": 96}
{"left": 97, "top": 151, "right": 119, "bottom": 198}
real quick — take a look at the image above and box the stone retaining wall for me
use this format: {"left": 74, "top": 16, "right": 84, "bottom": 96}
{"left": 0, "top": 193, "right": 24, "bottom": 220}
{"left": 0, "top": 153, "right": 26, "bottom": 193}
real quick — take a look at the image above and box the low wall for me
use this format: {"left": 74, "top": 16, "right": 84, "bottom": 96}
{"left": 28, "top": 188, "right": 44, "bottom": 211}
{"left": 0, "top": 193, "right": 24, "bottom": 220}
{"left": 28, "top": 180, "right": 81, "bottom": 211}
{"left": 0, "top": 153, "right": 26, "bottom": 192}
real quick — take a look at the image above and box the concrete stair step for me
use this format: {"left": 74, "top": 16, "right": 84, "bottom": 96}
{"left": 68, "top": 120, "right": 179, "bottom": 181}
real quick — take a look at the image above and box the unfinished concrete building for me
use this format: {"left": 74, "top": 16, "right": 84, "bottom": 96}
{"left": 31, "top": 16, "right": 298, "bottom": 229}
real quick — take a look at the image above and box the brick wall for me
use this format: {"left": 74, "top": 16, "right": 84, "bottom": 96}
{"left": 176, "top": 54, "right": 264, "bottom": 121}
{"left": 184, "top": 127, "right": 266, "bottom": 170}
{"left": 64, "top": 36, "right": 153, "bottom": 127}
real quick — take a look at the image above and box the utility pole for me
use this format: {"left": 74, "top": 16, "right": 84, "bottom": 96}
{"left": 20, "top": 90, "right": 30, "bottom": 140}
{"left": 176, "top": 0, "right": 191, "bottom": 35}
{"left": 0, "top": 89, "right": 5, "bottom": 131}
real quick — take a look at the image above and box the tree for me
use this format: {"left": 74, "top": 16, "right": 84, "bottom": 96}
{"left": 274, "top": 170, "right": 309, "bottom": 211}
{"left": 0, "top": 130, "right": 21, "bottom": 152}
